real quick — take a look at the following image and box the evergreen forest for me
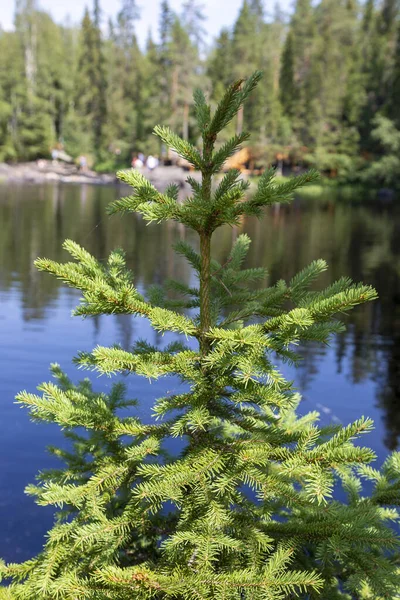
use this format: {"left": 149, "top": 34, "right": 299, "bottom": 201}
{"left": 1, "top": 0, "right": 400, "bottom": 188}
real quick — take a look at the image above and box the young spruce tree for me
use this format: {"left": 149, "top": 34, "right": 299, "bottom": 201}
{"left": 2, "top": 73, "right": 400, "bottom": 600}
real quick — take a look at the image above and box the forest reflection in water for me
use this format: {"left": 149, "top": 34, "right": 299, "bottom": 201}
{"left": 0, "top": 181, "right": 399, "bottom": 559}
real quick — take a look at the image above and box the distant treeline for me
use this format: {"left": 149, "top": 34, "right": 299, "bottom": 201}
{"left": 1, "top": 0, "right": 399, "bottom": 188}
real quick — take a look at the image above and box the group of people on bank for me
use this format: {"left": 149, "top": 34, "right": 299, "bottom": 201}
{"left": 131, "top": 152, "right": 159, "bottom": 171}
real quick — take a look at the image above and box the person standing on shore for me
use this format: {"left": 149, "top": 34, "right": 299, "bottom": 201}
{"left": 131, "top": 155, "right": 144, "bottom": 169}
{"left": 146, "top": 155, "right": 158, "bottom": 171}
{"left": 78, "top": 155, "right": 87, "bottom": 172}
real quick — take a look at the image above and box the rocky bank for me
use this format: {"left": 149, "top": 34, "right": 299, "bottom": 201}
{"left": 0, "top": 161, "right": 198, "bottom": 191}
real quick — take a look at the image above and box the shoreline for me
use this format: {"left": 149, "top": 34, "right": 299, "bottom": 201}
{"left": 0, "top": 161, "right": 116, "bottom": 185}
{"left": 0, "top": 161, "right": 198, "bottom": 189}
{"left": 1, "top": 162, "right": 394, "bottom": 202}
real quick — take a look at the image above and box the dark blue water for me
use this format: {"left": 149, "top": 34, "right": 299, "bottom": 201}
{"left": 1, "top": 182, "right": 399, "bottom": 562}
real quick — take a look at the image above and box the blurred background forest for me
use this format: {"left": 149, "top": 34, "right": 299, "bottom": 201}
{"left": 0, "top": 0, "right": 400, "bottom": 188}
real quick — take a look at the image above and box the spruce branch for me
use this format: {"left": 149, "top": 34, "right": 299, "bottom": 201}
{"left": 153, "top": 125, "right": 205, "bottom": 170}
{"left": 193, "top": 88, "right": 211, "bottom": 132}
{"left": 206, "top": 71, "right": 263, "bottom": 137}
{"left": 211, "top": 132, "right": 251, "bottom": 173}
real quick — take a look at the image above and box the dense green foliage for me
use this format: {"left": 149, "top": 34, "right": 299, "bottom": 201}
{"left": 1, "top": 0, "right": 400, "bottom": 186}
{"left": 2, "top": 73, "right": 400, "bottom": 599}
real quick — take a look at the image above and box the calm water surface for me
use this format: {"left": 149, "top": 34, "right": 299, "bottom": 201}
{"left": 1, "top": 182, "right": 400, "bottom": 562}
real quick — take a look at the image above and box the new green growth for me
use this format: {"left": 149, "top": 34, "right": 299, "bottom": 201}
{"left": 2, "top": 73, "right": 400, "bottom": 599}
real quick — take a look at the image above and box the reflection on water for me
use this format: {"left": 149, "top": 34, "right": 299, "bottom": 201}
{"left": 0, "top": 182, "right": 399, "bottom": 561}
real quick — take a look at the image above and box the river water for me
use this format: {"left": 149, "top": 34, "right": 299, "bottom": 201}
{"left": 1, "top": 182, "right": 399, "bottom": 562}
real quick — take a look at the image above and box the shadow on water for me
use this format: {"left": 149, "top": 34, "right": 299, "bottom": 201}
{"left": 0, "top": 182, "right": 400, "bottom": 560}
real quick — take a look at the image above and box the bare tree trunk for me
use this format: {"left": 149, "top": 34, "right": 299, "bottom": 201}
{"left": 16, "top": 1, "right": 38, "bottom": 102}
{"left": 171, "top": 68, "right": 179, "bottom": 125}
{"left": 25, "top": 33, "right": 37, "bottom": 99}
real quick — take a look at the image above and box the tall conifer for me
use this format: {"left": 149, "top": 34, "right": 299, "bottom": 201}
{"left": 182, "top": 0, "right": 207, "bottom": 51}
{"left": 104, "top": 0, "right": 142, "bottom": 160}
{"left": 388, "top": 23, "right": 400, "bottom": 127}
{"left": 75, "top": 3, "right": 107, "bottom": 154}
{"left": 280, "top": 32, "right": 296, "bottom": 118}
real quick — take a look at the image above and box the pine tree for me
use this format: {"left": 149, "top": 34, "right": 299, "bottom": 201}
{"left": 231, "top": 2, "right": 260, "bottom": 134}
{"left": 296, "top": 0, "right": 364, "bottom": 175}
{"left": 289, "top": 0, "right": 317, "bottom": 141}
{"left": 229, "top": 0, "right": 283, "bottom": 146}
{"left": 140, "top": 33, "right": 165, "bottom": 155}
{"left": 2, "top": 73, "right": 400, "bottom": 600}
{"left": 148, "top": 0, "right": 175, "bottom": 138}
{"left": 0, "top": 28, "right": 25, "bottom": 160}
{"left": 75, "top": 3, "right": 107, "bottom": 155}
{"left": 379, "top": 0, "right": 398, "bottom": 37}
{"left": 257, "top": 7, "right": 286, "bottom": 151}
{"left": 280, "top": 31, "right": 296, "bottom": 118}
{"left": 181, "top": 0, "right": 207, "bottom": 52}
{"left": 8, "top": 0, "right": 57, "bottom": 160}
{"left": 159, "top": 0, "right": 173, "bottom": 56}
{"left": 15, "top": 0, "right": 38, "bottom": 99}
{"left": 93, "top": 0, "right": 101, "bottom": 29}
{"left": 169, "top": 16, "right": 202, "bottom": 142}
{"left": 248, "top": 0, "right": 264, "bottom": 20}
{"left": 358, "top": 0, "right": 383, "bottom": 152}
{"left": 362, "top": 0, "right": 399, "bottom": 135}
{"left": 103, "top": 0, "right": 142, "bottom": 164}
{"left": 207, "top": 29, "right": 234, "bottom": 103}
{"left": 388, "top": 22, "right": 400, "bottom": 127}
{"left": 362, "top": 0, "right": 374, "bottom": 32}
